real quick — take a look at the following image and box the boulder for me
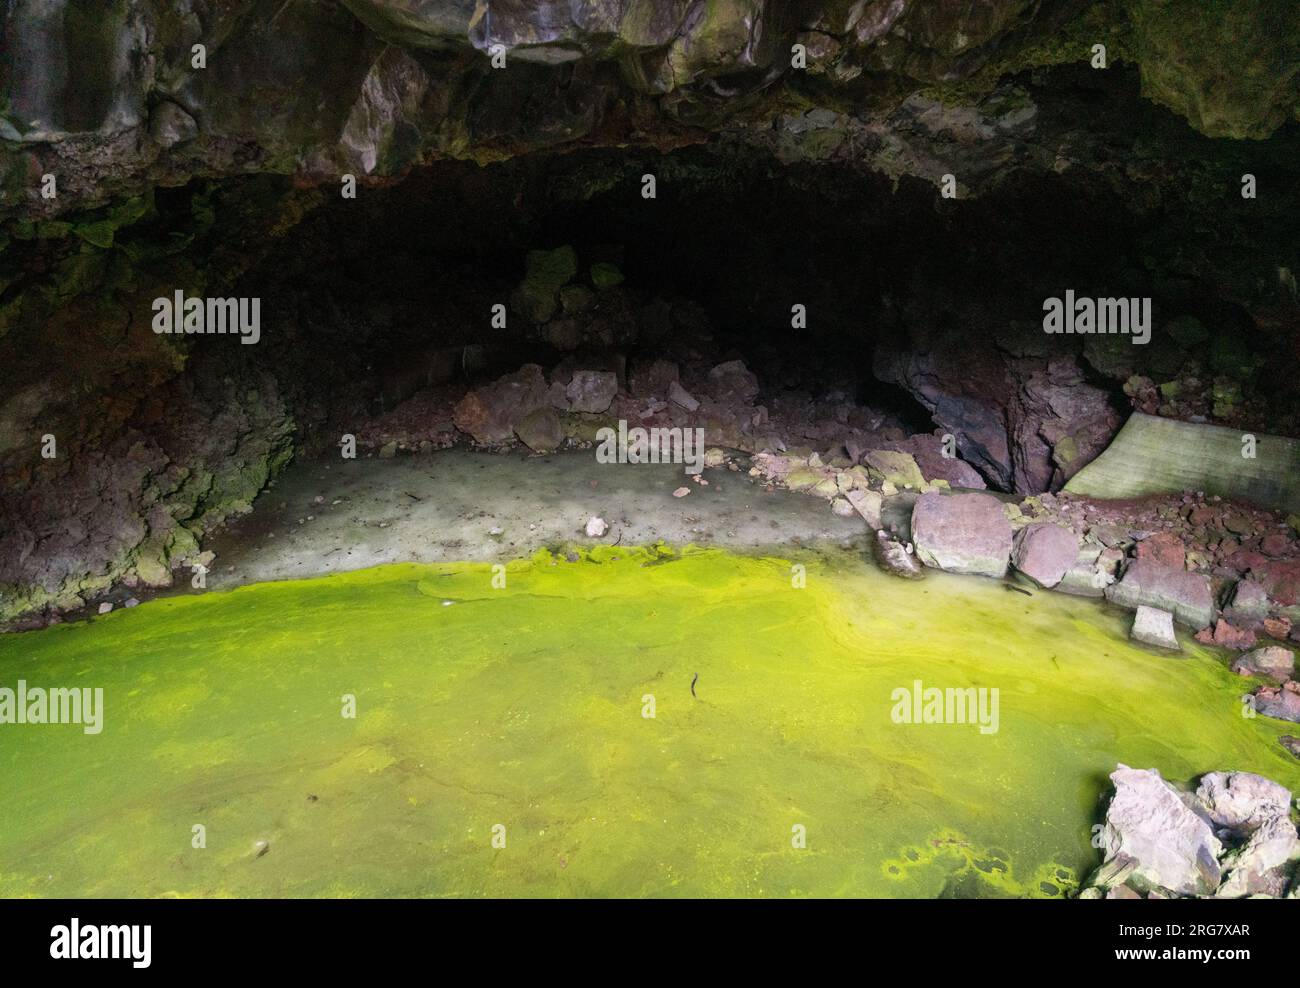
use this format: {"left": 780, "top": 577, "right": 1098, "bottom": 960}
{"left": 1224, "top": 578, "right": 1272, "bottom": 627}
{"left": 453, "top": 364, "right": 549, "bottom": 444}
{"left": 863, "top": 450, "right": 925, "bottom": 490}
{"left": 1098, "top": 765, "right": 1222, "bottom": 896}
{"left": 1216, "top": 816, "right": 1300, "bottom": 898}
{"left": 1195, "top": 771, "right": 1293, "bottom": 834}
{"left": 885, "top": 434, "right": 987, "bottom": 490}
{"left": 1131, "top": 605, "right": 1179, "bottom": 651}
{"left": 565, "top": 370, "right": 618, "bottom": 413}
{"left": 844, "top": 489, "right": 883, "bottom": 529}
{"left": 874, "top": 346, "right": 1121, "bottom": 492}
{"left": 910, "top": 491, "right": 1013, "bottom": 579}
{"left": 514, "top": 407, "right": 564, "bottom": 452}
{"left": 1104, "top": 559, "right": 1215, "bottom": 629}
{"left": 1230, "top": 645, "right": 1295, "bottom": 684}
{"left": 706, "top": 360, "right": 760, "bottom": 401}
{"left": 1254, "top": 683, "right": 1300, "bottom": 723}
{"left": 1011, "top": 523, "right": 1078, "bottom": 588}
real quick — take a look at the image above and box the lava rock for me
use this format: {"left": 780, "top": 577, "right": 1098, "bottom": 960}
{"left": 514, "top": 407, "right": 564, "bottom": 452}
{"left": 1011, "top": 523, "right": 1078, "bottom": 589}
{"left": 1231, "top": 645, "right": 1295, "bottom": 684}
{"left": 565, "top": 370, "right": 618, "bottom": 414}
{"left": 1254, "top": 682, "right": 1300, "bottom": 723}
{"left": 910, "top": 491, "right": 1013, "bottom": 579}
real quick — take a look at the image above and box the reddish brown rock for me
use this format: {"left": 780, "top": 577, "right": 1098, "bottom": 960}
{"left": 1012, "top": 523, "right": 1079, "bottom": 589}
{"left": 452, "top": 364, "right": 549, "bottom": 444}
{"left": 1195, "top": 619, "right": 1258, "bottom": 651}
{"left": 911, "top": 491, "right": 1014, "bottom": 579}
{"left": 1263, "top": 616, "right": 1293, "bottom": 640}
{"left": 1231, "top": 646, "right": 1295, "bottom": 684}
{"left": 1250, "top": 559, "right": 1300, "bottom": 607}
{"left": 1261, "top": 532, "right": 1292, "bottom": 557}
{"left": 1135, "top": 532, "right": 1186, "bottom": 569}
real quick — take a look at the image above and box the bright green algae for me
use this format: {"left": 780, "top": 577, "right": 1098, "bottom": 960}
{"left": 1, "top": 545, "right": 1296, "bottom": 898}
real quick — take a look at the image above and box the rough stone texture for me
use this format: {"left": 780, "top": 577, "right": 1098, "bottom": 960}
{"left": 1131, "top": 0, "right": 1300, "bottom": 140}
{"left": 910, "top": 491, "right": 1013, "bottom": 579}
{"left": 4, "top": 0, "right": 1297, "bottom": 222}
{"left": 871, "top": 531, "right": 925, "bottom": 581}
{"left": 863, "top": 450, "right": 924, "bottom": 490}
{"left": 1131, "top": 605, "right": 1179, "bottom": 651}
{"left": 565, "top": 370, "right": 618, "bottom": 414}
{"left": 1099, "top": 765, "right": 1222, "bottom": 897}
{"left": 1216, "top": 816, "right": 1300, "bottom": 899}
{"left": 1195, "top": 772, "right": 1293, "bottom": 835}
{"left": 706, "top": 360, "right": 760, "bottom": 401}
{"left": 1104, "top": 558, "right": 1215, "bottom": 629}
{"left": 874, "top": 348, "right": 1122, "bottom": 494}
{"left": 844, "top": 488, "right": 883, "bottom": 530}
{"left": 1055, "top": 542, "right": 1121, "bottom": 598}
{"left": 1224, "top": 578, "right": 1273, "bottom": 629}
{"left": 511, "top": 246, "right": 578, "bottom": 324}
{"left": 1011, "top": 523, "right": 1078, "bottom": 589}
{"left": 667, "top": 380, "right": 700, "bottom": 412}
{"left": 513, "top": 406, "right": 564, "bottom": 453}
{"left": 1195, "top": 619, "right": 1258, "bottom": 652}
{"left": 1134, "top": 532, "right": 1185, "bottom": 569}
{"left": 1231, "top": 646, "right": 1296, "bottom": 685}
{"left": 1254, "top": 683, "right": 1300, "bottom": 724}
{"left": 452, "top": 364, "right": 550, "bottom": 444}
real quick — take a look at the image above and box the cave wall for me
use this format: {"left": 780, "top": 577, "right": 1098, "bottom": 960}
{"left": 1, "top": 1, "right": 1299, "bottom": 626}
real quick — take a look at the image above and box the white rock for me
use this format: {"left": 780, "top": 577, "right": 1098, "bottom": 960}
{"left": 585, "top": 517, "right": 608, "bottom": 538}
{"left": 1215, "top": 816, "right": 1300, "bottom": 898}
{"left": 1131, "top": 605, "right": 1179, "bottom": 650}
{"left": 672, "top": 487, "right": 690, "bottom": 498}
{"left": 97, "top": 602, "right": 113, "bottom": 615}
{"left": 1195, "top": 772, "right": 1293, "bottom": 834}
{"left": 1100, "top": 765, "right": 1222, "bottom": 896}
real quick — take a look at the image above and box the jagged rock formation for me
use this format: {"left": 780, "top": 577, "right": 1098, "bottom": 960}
{"left": 3, "top": 0, "right": 1299, "bottom": 219}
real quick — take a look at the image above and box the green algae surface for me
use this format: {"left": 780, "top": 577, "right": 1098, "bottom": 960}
{"left": 2, "top": 546, "right": 1297, "bottom": 898}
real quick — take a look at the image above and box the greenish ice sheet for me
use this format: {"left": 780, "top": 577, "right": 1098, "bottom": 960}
{"left": 1, "top": 545, "right": 1296, "bottom": 898}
